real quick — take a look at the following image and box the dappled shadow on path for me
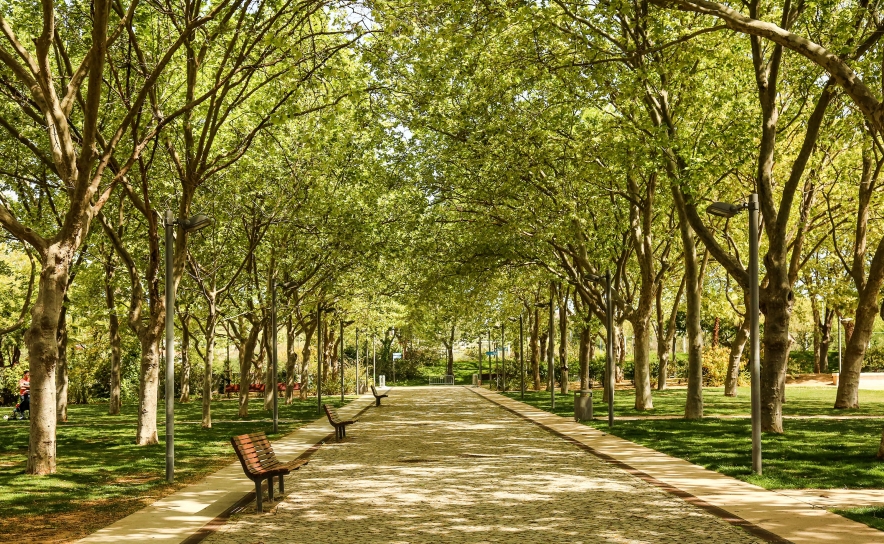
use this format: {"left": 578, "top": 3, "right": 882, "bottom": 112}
{"left": 204, "top": 388, "right": 762, "bottom": 544}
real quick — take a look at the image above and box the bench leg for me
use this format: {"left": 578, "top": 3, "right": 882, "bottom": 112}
{"left": 268, "top": 476, "right": 274, "bottom": 502}
{"left": 279, "top": 474, "right": 285, "bottom": 494}
{"left": 255, "top": 480, "right": 263, "bottom": 513}
{"left": 342, "top": 425, "right": 346, "bottom": 438}
{"left": 375, "top": 397, "right": 380, "bottom": 406}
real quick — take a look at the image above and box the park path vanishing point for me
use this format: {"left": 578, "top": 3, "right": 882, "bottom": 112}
{"left": 202, "top": 386, "right": 767, "bottom": 544}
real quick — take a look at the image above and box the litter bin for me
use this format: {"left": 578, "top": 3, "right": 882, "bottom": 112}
{"left": 574, "top": 390, "right": 593, "bottom": 422}
{"left": 379, "top": 375, "right": 386, "bottom": 387}
{"left": 472, "top": 374, "right": 479, "bottom": 387}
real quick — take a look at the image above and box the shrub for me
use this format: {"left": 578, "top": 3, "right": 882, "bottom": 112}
{"left": 702, "top": 345, "right": 731, "bottom": 386}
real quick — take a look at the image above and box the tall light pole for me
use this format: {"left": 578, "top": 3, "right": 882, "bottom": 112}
{"left": 372, "top": 332, "right": 377, "bottom": 386}
{"left": 164, "top": 211, "right": 212, "bottom": 484}
{"left": 340, "top": 320, "right": 354, "bottom": 402}
{"left": 708, "top": 194, "right": 761, "bottom": 474}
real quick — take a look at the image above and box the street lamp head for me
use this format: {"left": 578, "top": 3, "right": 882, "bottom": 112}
{"left": 507, "top": 317, "right": 518, "bottom": 323}
{"left": 342, "top": 320, "right": 355, "bottom": 326}
{"left": 706, "top": 202, "right": 744, "bottom": 218}
{"left": 535, "top": 302, "right": 551, "bottom": 308}
{"left": 181, "top": 214, "right": 213, "bottom": 232}
{"left": 277, "top": 280, "right": 297, "bottom": 291}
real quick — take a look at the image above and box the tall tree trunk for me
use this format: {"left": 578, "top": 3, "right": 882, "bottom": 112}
{"left": 179, "top": 314, "right": 191, "bottom": 403}
{"left": 106, "top": 262, "right": 122, "bottom": 415}
{"left": 818, "top": 308, "right": 834, "bottom": 374}
{"left": 540, "top": 330, "right": 549, "bottom": 391}
{"left": 238, "top": 322, "right": 262, "bottom": 418}
{"left": 530, "top": 308, "right": 541, "bottom": 390}
{"left": 284, "top": 317, "right": 297, "bottom": 404}
{"left": 811, "top": 297, "right": 822, "bottom": 374}
{"left": 632, "top": 316, "right": 653, "bottom": 410}
{"left": 447, "top": 325, "right": 455, "bottom": 376}
{"left": 672, "top": 187, "right": 704, "bottom": 419}
{"left": 201, "top": 316, "right": 217, "bottom": 428}
{"left": 297, "top": 319, "right": 315, "bottom": 401}
{"left": 838, "top": 245, "right": 884, "bottom": 408}
{"left": 558, "top": 294, "right": 569, "bottom": 394}
{"left": 724, "top": 316, "right": 750, "bottom": 396}
{"left": 56, "top": 305, "right": 69, "bottom": 422}
{"left": 264, "top": 326, "right": 275, "bottom": 411}
{"left": 579, "top": 326, "right": 591, "bottom": 390}
{"left": 759, "top": 279, "right": 793, "bottom": 432}
{"left": 135, "top": 330, "right": 162, "bottom": 445}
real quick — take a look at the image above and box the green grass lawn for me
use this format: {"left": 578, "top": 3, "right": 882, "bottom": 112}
{"left": 835, "top": 507, "right": 884, "bottom": 532}
{"left": 504, "top": 388, "right": 884, "bottom": 490}
{"left": 505, "top": 386, "right": 884, "bottom": 418}
{"left": 0, "top": 396, "right": 351, "bottom": 541}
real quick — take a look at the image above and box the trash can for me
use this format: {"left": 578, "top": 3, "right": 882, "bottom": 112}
{"left": 574, "top": 390, "right": 593, "bottom": 422}
{"left": 379, "top": 375, "right": 386, "bottom": 387}
{"left": 472, "top": 374, "right": 479, "bottom": 387}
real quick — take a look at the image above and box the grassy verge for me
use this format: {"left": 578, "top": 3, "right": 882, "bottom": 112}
{"left": 505, "top": 386, "right": 884, "bottom": 417}
{"left": 0, "top": 396, "right": 351, "bottom": 542}
{"left": 834, "top": 507, "right": 884, "bottom": 532}
{"left": 503, "top": 389, "right": 884, "bottom": 489}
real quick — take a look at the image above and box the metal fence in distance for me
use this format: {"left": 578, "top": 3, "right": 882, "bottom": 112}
{"left": 429, "top": 375, "right": 455, "bottom": 385}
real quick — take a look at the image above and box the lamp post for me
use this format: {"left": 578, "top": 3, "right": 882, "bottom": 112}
{"left": 372, "top": 333, "right": 377, "bottom": 386}
{"left": 164, "top": 210, "right": 212, "bottom": 484}
{"left": 340, "top": 320, "right": 354, "bottom": 402}
{"left": 707, "top": 193, "right": 761, "bottom": 474}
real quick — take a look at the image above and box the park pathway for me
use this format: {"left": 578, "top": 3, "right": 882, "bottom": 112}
{"left": 203, "top": 387, "right": 764, "bottom": 544}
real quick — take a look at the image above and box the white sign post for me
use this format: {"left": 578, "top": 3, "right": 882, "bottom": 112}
{"left": 392, "top": 352, "right": 402, "bottom": 383}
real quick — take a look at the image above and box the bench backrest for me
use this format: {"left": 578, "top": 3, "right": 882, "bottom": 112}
{"left": 231, "top": 432, "right": 278, "bottom": 476}
{"left": 323, "top": 404, "right": 342, "bottom": 424}
{"left": 371, "top": 384, "right": 378, "bottom": 396}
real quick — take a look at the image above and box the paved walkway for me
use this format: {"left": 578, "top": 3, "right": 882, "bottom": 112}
{"left": 77, "top": 394, "right": 377, "bottom": 544}
{"left": 203, "top": 387, "right": 766, "bottom": 544}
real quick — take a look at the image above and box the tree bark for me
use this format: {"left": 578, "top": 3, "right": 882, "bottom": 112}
{"left": 724, "top": 316, "right": 750, "bottom": 396}
{"left": 530, "top": 307, "right": 541, "bottom": 390}
{"left": 558, "top": 289, "right": 569, "bottom": 395}
{"left": 201, "top": 321, "right": 216, "bottom": 428}
{"left": 56, "top": 305, "right": 69, "bottom": 422}
{"left": 297, "top": 318, "right": 315, "bottom": 401}
{"left": 447, "top": 324, "right": 455, "bottom": 376}
{"left": 135, "top": 330, "right": 162, "bottom": 446}
{"left": 179, "top": 313, "right": 191, "bottom": 403}
{"left": 672, "top": 188, "right": 704, "bottom": 419}
{"left": 27, "top": 244, "right": 75, "bottom": 474}
{"left": 633, "top": 316, "right": 654, "bottom": 410}
{"left": 238, "top": 322, "right": 262, "bottom": 418}
{"left": 106, "top": 259, "right": 122, "bottom": 415}
{"left": 579, "top": 326, "right": 592, "bottom": 390}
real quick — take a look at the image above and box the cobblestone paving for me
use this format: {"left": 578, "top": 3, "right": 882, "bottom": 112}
{"left": 204, "top": 387, "right": 764, "bottom": 544}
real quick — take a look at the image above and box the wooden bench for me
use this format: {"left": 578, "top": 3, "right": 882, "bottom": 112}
{"left": 225, "top": 382, "right": 298, "bottom": 398}
{"left": 323, "top": 404, "right": 356, "bottom": 440}
{"left": 230, "top": 432, "right": 308, "bottom": 513}
{"left": 370, "top": 384, "right": 389, "bottom": 407}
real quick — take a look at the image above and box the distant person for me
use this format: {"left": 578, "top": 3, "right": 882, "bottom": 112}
{"left": 17, "top": 370, "right": 29, "bottom": 414}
